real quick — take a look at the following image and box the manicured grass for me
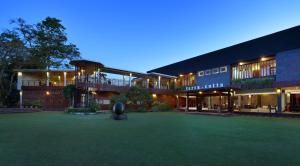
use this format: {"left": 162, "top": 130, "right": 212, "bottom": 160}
{"left": 0, "top": 112, "right": 300, "bottom": 166}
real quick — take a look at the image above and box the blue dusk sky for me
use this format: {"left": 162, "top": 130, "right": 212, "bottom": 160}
{"left": 1, "top": 0, "right": 300, "bottom": 72}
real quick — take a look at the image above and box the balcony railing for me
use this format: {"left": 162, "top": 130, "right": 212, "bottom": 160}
{"left": 21, "top": 80, "right": 74, "bottom": 87}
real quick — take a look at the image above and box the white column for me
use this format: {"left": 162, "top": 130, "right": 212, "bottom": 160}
{"left": 208, "top": 96, "right": 211, "bottom": 110}
{"left": 146, "top": 78, "right": 149, "bottom": 88}
{"left": 19, "top": 91, "right": 23, "bottom": 109}
{"left": 64, "top": 72, "right": 67, "bottom": 86}
{"left": 158, "top": 76, "right": 161, "bottom": 89}
{"left": 17, "top": 72, "right": 23, "bottom": 90}
{"left": 46, "top": 72, "right": 50, "bottom": 86}
{"left": 129, "top": 73, "right": 132, "bottom": 87}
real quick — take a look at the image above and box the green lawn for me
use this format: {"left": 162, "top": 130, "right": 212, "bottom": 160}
{"left": 0, "top": 112, "right": 300, "bottom": 166}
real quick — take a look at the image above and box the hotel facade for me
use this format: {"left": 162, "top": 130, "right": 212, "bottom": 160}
{"left": 16, "top": 26, "right": 300, "bottom": 113}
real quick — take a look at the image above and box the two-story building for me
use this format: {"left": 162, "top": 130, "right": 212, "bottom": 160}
{"left": 148, "top": 25, "right": 300, "bottom": 113}
{"left": 16, "top": 25, "right": 300, "bottom": 113}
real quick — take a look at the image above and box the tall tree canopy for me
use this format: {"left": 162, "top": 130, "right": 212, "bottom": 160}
{"left": 0, "top": 17, "right": 80, "bottom": 106}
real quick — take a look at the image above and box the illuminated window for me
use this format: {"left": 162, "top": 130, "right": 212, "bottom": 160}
{"left": 231, "top": 59, "right": 276, "bottom": 80}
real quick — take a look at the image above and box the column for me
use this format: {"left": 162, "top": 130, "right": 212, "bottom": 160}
{"left": 208, "top": 96, "right": 211, "bottom": 110}
{"left": 64, "top": 72, "right": 67, "bottom": 86}
{"left": 123, "top": 75, "right": 125, "bottom": 86}
{"left": 185, "top": 93, "right": 189, "bottom": 112}
{"left": 46, "top": 72, "right": 50, "bottom": 86}
{"left": 276, "top": 89, "right": 283, "bottom": 113}
{"left": 158, "top": 76, "right": 161, "bottom": 89}
{"left": 238, "top": 96, "right": 241, "bottom": 109}
{"left": 227, "top": 91, "right": 232, "bottom": 112}
{"left": 146, "top": 78, "right": 149, "bottom": 88}
{"left": 19, "top": 91, "right": 23, "bottom": 109}
{"left": 129, "top": 73, "right": 132, "bottom": 87}
{"left": 17, "top": 72, "right": 23, "bottom": 90}
{"left": 176, "top": 95, "right": 179, "bottom": 110}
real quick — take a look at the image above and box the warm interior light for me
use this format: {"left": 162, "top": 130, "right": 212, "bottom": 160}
{"left": 287, "top": 93, "right": 291, "bottom": 97}
{"left": 261, "top": 57, "right": 267, "bottom": 61}
{"left": 189, "top": 72, "right": 193, "bottom": 75}
{"left": 46, "top": 91, "right": 50, "bottom": 95}
{"left": 179, "top": 74, "right": 184, "bottom": 77}
{"left": 276, "top": 89, "right": 281, "bottom": 94}
{"left": 213, "top": 90, "right": 217, "bottom": 93}
{"left": 152, "top": 94, "right": 157, "bottom": 98}
{"left": 58, "top": 76, "right": 61, "bottom": 80}
{"left": 18, "top": 72, "right": 22, "bottom": 76}
{"left": 91, "top": 91, "right": 97, "bottom": 95}
{"left": 239, "top": 62, "right": 244, "bottom": 65}
{"left": 53, "top": 82, "right": 57, "bottom": 85}
{"left": 199, "top": 91, "right": 203, "bottom": 94}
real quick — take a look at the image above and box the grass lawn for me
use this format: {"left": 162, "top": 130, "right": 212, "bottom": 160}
{"left": 0, "top": 112, "right": 300, "bottom": 166}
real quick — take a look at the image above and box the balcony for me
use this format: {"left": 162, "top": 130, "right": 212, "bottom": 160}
{"left": 21, "top": 80, "right": 75, "bottom": 87}
{"left": 231, "top": 76, "right": 275, "bottom": 90}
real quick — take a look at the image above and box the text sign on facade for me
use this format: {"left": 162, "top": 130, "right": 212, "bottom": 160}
{"left": 185, "top": 83, "right": 224, "bottom": 91}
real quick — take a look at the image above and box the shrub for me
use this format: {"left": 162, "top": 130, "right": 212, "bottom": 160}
{"left": 65, "top": 101, "right": 100, "bottom": 113}
{"left": 24, "top": 100, "right": 42, "bottom": 108}
{"left": 65, "top": 107, "right": 91, "bottom": 113}
{"left": 89, "top": 101, "right": 100, "bottom": 112}
{"left": 152, "top": 102, "right": 172, "bottom": 112}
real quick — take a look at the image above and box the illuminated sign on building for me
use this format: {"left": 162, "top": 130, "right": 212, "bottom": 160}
{"left": 185, "top": 83, "right": 224, "bottom": 91}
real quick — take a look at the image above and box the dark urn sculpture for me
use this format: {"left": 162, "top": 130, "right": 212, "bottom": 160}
{"left": 112, "top": 102, "right": 127, "bottom": 120}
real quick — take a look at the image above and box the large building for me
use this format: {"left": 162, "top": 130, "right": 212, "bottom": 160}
{"left": 16, "top": 25, "right": 300, "bottom": 113}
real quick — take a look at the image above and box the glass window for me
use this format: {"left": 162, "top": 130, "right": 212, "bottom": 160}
{"left": 231, "top": 59, "right": 276, "bottom": 80}
{"left": 220, "top": 66, "right": 227, "bottom": 73}
{"left": 212, "top": 68, "right": 219, "bottom": 74}
{"left": 205, "top": 70, "right": 211, "bottom": 75}
{"left": 198, "top": 71, "right": 204, "bottom": 77}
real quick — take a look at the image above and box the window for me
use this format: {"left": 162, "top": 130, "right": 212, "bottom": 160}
{"left": 198, "top": 71, "right": 204, "bottom": 77}
{"left": 212, "top": 68, "right": 219, "bottom": 74}
{"left": 220, "top": 66, "right": 227, "bottom": 73}
{"left": 231, "top": 59, "right": 276, "bottom": 80}
{"left": 205, "top": 70, "right": 211, "bottom": 75}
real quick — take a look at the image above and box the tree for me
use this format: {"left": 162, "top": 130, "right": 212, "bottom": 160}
{"left": 0, "top": 17, "right": 81, "bottom": 107}
{"left": 11, "top": 17, "right": 80, "bottom": 69}
{"left": 63, "top": 85, "right": 76, "bottom": 107}
{"left": 0, "top": 31, "right": 29, "bottom": 106}
{"left": 110, "top": 86, "right": 152, "bottom": 111}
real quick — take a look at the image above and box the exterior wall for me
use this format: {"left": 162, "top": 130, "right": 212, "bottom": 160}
{"left": 22, "top": 86, "right": 69, "bottom": 111}
{"left": 94, "top": 91, "right": 119, "bottom": 110}
{"left": 155, "top": 94, "right": 177, "bottom": 108}
{"left": 276, "top": 48, "right": 300, "bottom": 82}
{"left": 196, "top": 65, "right": 231, "bottom": 90}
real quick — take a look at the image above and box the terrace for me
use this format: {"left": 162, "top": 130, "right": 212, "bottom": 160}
{"left": 70, "top": 60, "right": 177, "bottom": 93}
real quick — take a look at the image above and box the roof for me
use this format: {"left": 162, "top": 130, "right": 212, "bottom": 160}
{"left": 69, "top": 59, "right": 147, "bottom": 77}
{"left": 102, "top": 66, "right": 146, "bottom": 77}
{"left": 148, "top": 25, "right": 300, "bottom": 76}
{"left": 14, "top": 69, "right": 74, "bottom": 73}
{"left": 69, "top": 59, "right": 104, "bottom": 68}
